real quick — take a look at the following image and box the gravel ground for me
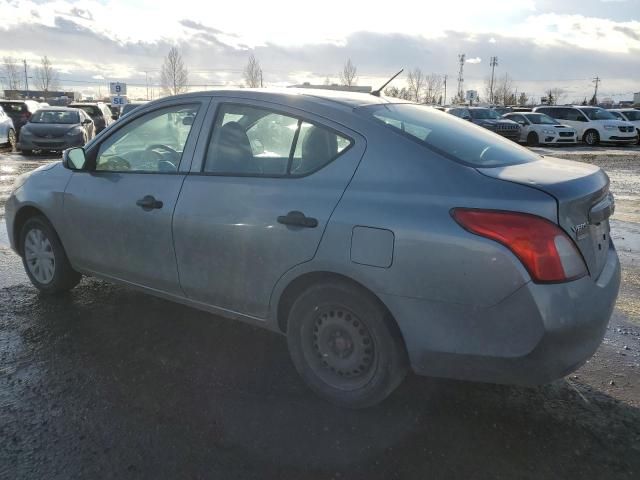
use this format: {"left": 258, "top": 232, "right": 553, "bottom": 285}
{"left": 0, "top": 148, "right": 639, "bottom": 479}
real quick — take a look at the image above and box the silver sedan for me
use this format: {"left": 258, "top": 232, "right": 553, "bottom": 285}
{"left": 5, "top": 89, "right": 621, "bottom": 407}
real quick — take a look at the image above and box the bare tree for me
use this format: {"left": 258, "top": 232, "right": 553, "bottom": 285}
{"left": 424, "top": 74, "right": 444, "bottom": 104}
{"left": 243, "top": 54, "right": 262, "bottom": 88}
{"left": 407, "top": 68, "right": 426, "bottom": 103}
{"left": 517, "top": 92, "right": 529, "bottom": 106}
{"left": 161, "top": 47, "right": 189, "bottom": 96}
{"left": 546, "top": 87, "right": 567, "bottom": 105}
{"left": 339, "top": 58, "right": 357, "bottom": 87}
{"left": 493, "top": 73, "right": 516, "bottom": 106}
{"left": 35, "top": 56, "right": 58, "bottom": 94}
{"left": 323, "top": 76, "right": 332, "bottom": 86}
{"left": 2, "top": 57, "right": 22, "bottom": 90}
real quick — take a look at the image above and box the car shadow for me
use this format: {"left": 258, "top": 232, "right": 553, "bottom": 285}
{"left": 1, "top": 279, "right": 639, "bottom": 479}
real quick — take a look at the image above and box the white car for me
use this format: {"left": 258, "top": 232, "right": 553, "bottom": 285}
{"left": 503, "top": 112, "right": 577, "bottom": 146}
{"left": 533, "top": 106, "right": 637, "bottom": 146}
{"left": 609, "top": 109, "right": 640, "bottom": 144}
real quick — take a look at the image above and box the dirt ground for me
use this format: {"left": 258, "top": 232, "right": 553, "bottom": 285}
{"left": 1, "top": 148, "right": 639, "bottom": 479}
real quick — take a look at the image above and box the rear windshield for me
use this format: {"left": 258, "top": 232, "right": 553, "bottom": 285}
{"left": 30, "top": 110, "right": 79, "bottom": 124}
{"left": 362, "top": 103, "right": 538, "bottom": 167}
{"left": 0, "top": 102, "right": 25, "bottom": 114}
{"left": 469, "top": 109, "right": 500, "bottom": 120}
{"left": 73, "top": 105, "right": 101, "bottom": 117}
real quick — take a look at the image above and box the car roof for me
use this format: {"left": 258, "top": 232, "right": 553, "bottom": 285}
{"left": 152, "top": 88, "right": 402, "bottom": 112}
{"left": 38, "top": 107, "right": 80, "bottom": 112}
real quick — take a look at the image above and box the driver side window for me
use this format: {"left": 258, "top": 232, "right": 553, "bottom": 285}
{"left": 96, "top": 103, "right": 200, "bottom": 173}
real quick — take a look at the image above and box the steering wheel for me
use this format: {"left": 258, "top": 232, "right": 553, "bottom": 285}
{"left": 99, "top": 155, "right": 131, "bottom": 171}
{"left": 143, "top": 144, "right": 179, "bottom": 171}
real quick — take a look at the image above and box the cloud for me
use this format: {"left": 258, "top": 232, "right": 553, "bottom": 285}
{"left": 92, "top": 75, "right": 105, "bottom": 80}
{"left": 466, "top": 57, "right": 482, "bottom": 64}
{"left": 614, "top": 25, "right": 640, "bottom": 41}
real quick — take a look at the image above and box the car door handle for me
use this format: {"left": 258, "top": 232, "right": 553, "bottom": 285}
{"left": 136, "top": 195, "right": 163, "bottom": 210}
{"left": 277, "top": 211, "right": 318, "bottom": 228}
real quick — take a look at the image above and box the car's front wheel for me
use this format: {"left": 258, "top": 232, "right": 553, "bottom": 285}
{"left": 526, "top": 132, "right": 539, "bottom": 146}
{"left": 286, "top": 281, "right": 408, "bottom": 408}
{"left": 583, "top": 130, "right": 600, "bottom": 146}
{"left": 20, "top": 216, "right": 81, "bottom": 294}
{"left": 20, "top": 149, "right": 33, "bottom": 156}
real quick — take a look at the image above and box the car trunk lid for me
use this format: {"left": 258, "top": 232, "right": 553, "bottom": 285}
{"left": 478, "top": 156, "right": 612, "bottom": 278}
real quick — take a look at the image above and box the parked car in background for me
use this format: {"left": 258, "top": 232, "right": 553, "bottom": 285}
{"left": 18, "top": 107, "right": 94, "bottom": 155}
{"left": 120, "top": 101, "right": 149, "bottom": 118}
{"left": 534, "top": 106, "right": 637, "bottom": 146}
{"left": 459, "top": 107, "right": 521, "bottom": 141}
{"left": 609, "top": 109, "right": 640, "bottom": 144}
{"left": 68, "top": 102, "right": 114, "bottom": 134}
{"left": 503, "top": 112, "right": 577, "bottom": 146}
{"left": 491, "top": 106, "right": 512, "bottom": 116}
{"left": 0, "top": 106, "right": 17, "bottom": 151}
{"left": 0, "top": 100, "right": 41, "bottom": 139}
{"left": 5, "top": 89, "right": 620, "bottom": 407}
{"left": 445, "top": 106, "right": 472, "bottom": 120}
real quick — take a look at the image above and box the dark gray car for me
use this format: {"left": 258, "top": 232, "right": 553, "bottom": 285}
{"left": 17, "top": 107, "right": 94, "bottom": 154}
{"left": 5, "top": 89, "right": 621, "bottom": 407}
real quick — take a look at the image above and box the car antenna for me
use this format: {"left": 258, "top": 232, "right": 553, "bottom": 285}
{"left": 371, "top": 69, "right": 404, "bottom": 97}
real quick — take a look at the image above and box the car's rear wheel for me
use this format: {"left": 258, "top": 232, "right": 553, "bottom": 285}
{"left": 526, "top": 132, "right": 539, "bottom": 146}
{"left": 636, "top": 129, "right": 640, "bottom": 145}
{"left": 286, "top": 281, "right": 408, "bottom": 408}
{"left": 583, "top": 130, "right": 600, "bottom": 146}
{"left": 20, "top": 216, "right": 81, "bottom": 294}
{"left": 20, "top": 149, "right": 33, "bottom": 156}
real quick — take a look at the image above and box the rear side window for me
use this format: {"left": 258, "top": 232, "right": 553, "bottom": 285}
{"left": 363, "top": 104, "right": 538, "bottom": 168}
{"left": 204, "top": 104, "right": 352, "bottom": 176}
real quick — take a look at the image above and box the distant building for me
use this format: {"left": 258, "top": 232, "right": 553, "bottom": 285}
{"left": 290, "top": 82, "right": 372, "bottom": 93}
{"left": 2, "top": 89, "right": 81, "bottom": 104}
{"left": 634, "top": 92, "right": 640, "bottom": 105}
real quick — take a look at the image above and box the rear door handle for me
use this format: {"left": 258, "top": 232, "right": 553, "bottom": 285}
{"left": 277, "top": 211, "right": 318, "bottom": 228}
{"left": 136, "top": 195, "right": 163, "bottom": 210}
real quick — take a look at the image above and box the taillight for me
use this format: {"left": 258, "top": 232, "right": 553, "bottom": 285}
{"left": 451, "top": 208, "right": 587, "bottom": 283}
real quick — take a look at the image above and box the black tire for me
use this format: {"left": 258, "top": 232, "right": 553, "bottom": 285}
{"left": 636, "top": 129, "right": 640, "bottom": 145}
{"left": 526, "top": 132, "right": 539, "bottom": 147}
{"left": 7, "top": 129, "right": 17, "bottom": 152}
{"left": 20, "top": 149, "right": 33, "bottom": 156}
{"left": 583, "top": 129, "right": 600, "bottom": 146}
{"left": 19, "top": 215, "right": 81, "bottom": 294}
{"left": 286, "top": 281, "right": 408, "bottom": 408}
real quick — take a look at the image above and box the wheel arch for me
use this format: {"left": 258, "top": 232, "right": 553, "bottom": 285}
{"left": 275, "top": 271, "right": 406, "bottom": 351}
{"left": 13, "top": 205, "right": 48, "bottom": 255}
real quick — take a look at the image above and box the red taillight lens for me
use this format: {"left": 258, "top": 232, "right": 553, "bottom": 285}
{"left": 452, "top": 208, "right": 587, "bottom": 283}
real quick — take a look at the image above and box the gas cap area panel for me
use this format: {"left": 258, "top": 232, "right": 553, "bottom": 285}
{"left": 350, "top": 226, "right": 395, "bottom": 268}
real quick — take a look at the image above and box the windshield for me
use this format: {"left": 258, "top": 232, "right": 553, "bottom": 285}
{"left": 30, "top": 110, "right": 79, "bottom": 124}
{"left": 364, "top": 103, "right": 539, "bottom": 167}
{"left": 469, "top": 109, "right": 500, "bottom": 120}
{"left": 620, "top": 110, "right": 640, "bottom": 121}
{"left": 581, "top": 108, "right": 617, "bottom": 121}
{"left": 526, "top": 113, "right": 559, "bottom": 125}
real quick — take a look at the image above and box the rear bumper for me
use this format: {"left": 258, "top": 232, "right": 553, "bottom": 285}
{"left": 381, "top": 244, "right": 621, "bottom": 385}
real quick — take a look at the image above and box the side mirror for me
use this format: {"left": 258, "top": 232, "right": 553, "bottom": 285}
{"left": 63, "top": 147, "right": 88, "bottom": 171}
{"left": 111, "top": 114, "right": 118, "bottom": 121}
{"left": 182, "top": 115, "right": 194, "bottom": 126}
{"left": 82, "top": 119, "right": 92, "bottom": 125}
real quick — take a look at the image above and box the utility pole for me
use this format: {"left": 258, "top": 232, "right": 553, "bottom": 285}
{"left": 489, "top": 56, "right": 498, "bottom": 104}
{"left": 592, "top": 76, "right": 600, "bottom": 103}
{"left": 145, "top": 71, "right": 150, "bottom": 100}
{"left": 23, "top": 59, "right": 29, "bottom": 95}
{"left": 457, "top": 54, "right": 465, "bottom": 103}
{"left": 443, "top": 75, "right": 447, "bottom": 105}
{"left": 260, "top": 70, "right": 263, "bottom": 88}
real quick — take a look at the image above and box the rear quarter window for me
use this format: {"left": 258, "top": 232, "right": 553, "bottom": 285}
{"left": 363, "top": 103, "right": 539, "bottom": 168}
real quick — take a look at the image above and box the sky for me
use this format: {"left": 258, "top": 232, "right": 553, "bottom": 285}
{"left": 0, "top": 0, "right": 639, "bottom": 102}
